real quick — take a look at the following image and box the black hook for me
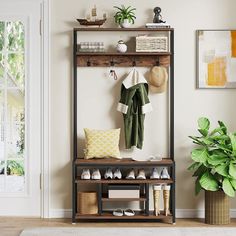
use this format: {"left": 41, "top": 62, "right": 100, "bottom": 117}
{"left": 110, "top": 58, "right": 115, "bottom": 67}
{"left": 156, "top": 57, "right": 160, "bottom": 66}
{"left": 132, "top": 59, "right": 136, "bottom": 67}
{"left": 87, "top": 58, "right": 91, "bottom": 67}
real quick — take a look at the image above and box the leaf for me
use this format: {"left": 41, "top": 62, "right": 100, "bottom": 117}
{"left": 218, "top": 121, "right": 227, "bottom": 135}
{"left": 215, "top": 164, "right": 229, "bottom": 177}
{"left": 191, "top": 148, "right": 208, "bottom": 163}
{"left": 199, "top": 171, "right": 219, "bottom": 191}
{"left": 198, "top": 117, "right": 210, "bottom": 131}
{"left": 208, "top": 154, "right": 228, "bottom": 166}
{"left": 222, "top": 178, "right": 235, "bottom": 197}
{"left": 229, "top": 133, "right": 236, "bottom": 155}
{"left": 188, "top": 162, "right": 202, "bottom": 171}
{"left": 198, "top": 129, "right": 208, "bottom": 137}
{"left": 195, "top": 177, "right": 202, "bottom": 195}
{"left": 193, "top": 164, "right": 208, "bottom": 177}
{"left": 229, "top": 162, "right": 236, "bottom": 179}
{"left": 230, "top": 179, "right": 236, "bottom": 190}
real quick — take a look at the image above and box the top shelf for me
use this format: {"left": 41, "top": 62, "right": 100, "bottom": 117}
{"left": 74, "top": 27, "right": 174, "bottom": 32}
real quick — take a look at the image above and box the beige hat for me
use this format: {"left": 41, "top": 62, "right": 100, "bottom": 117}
{"left": 149, "top": 66, "right": 168, "bottom": 93}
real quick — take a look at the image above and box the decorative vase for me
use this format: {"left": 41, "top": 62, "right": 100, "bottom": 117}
{"left": 120, "top": 19, "right": 132, "bottom": 28}
{"left": 205, "top": 190, "right": 230, "bottom": 225}
{"left": 116, "top": 40, "right": 127, "bottom": 53}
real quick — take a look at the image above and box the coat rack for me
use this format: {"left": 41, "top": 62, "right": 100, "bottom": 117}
{"left": 76, "top": 53, "right": 170, "bottom": 67}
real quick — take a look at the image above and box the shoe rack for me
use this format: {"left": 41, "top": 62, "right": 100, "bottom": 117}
{"left": 72, "top": 27, "right": 175, "bottom": 223}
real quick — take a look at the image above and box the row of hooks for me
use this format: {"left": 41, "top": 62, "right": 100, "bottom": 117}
{"left": 86, "top": 57, "right": 161, "bottom": 67}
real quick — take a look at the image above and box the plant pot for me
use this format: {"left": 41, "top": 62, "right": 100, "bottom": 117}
{"left": 120, "top": 19, "right": 132, "bottom": 28}
{"left": 205, "top": 190, "right": 230, "bottom": 225}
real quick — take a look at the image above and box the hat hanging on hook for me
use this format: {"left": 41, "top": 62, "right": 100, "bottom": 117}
{"left": 149, "top": 66, "right": 168, "bottom": 93}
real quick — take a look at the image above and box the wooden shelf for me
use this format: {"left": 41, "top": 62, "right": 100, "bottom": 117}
{"left": 75, "top": 178, "right": 174, "bottom": 184}
{"left": 76, "top": 211, "right": 172, "bottom": 220}
{"left": 74, "top": 27, "right": 174, "bottom": 32}
{"left": 76, "top": 52, "right": 171, "bottom": 56}
{"left": 75, "top": 158, "right": 174, "bottom": 167}
{"left": 102, "top": 196, "right": 147, "bottom": 202}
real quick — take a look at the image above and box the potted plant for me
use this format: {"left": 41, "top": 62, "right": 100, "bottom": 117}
{"left": 188, "top": 117, "right": 236, "bottom": 224}
{"left": 114, "top": 5, "right": 136, "bottom": 28}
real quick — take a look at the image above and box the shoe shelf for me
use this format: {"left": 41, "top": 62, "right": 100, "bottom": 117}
{"left": 76, "top": 211, "right": 172, "bottom": 221}
{"left": 75, "top": 158, "right": 174, "bottom": 167}
{"left": 75, "top": 178, "right": 174, "bottom": 184}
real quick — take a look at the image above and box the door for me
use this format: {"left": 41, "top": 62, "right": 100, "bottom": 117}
{"left": 0, "top": 1, "right": 41, "bottom": 216}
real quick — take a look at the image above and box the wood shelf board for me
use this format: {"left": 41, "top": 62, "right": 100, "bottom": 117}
{"left": 75, "top": 158, "right": 174, "bottom": 166}
{"left": 75, "top": 178, "right": 174, "bottom": 184}
{"left": 76, "top": 52, "right": 171, "bottom": 56}
{"left": 74, "top": 27, "right": 174, "bottom": 32}
{"left": 101, "top": 197, "right": 147, "bottom": 202}
{"left": 76, "top": 211, "right": 172, "bottom": 220}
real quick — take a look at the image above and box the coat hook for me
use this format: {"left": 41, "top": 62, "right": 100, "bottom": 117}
{"left": 132, "top": 59, "right": 136, "bottom": 67}
{"left": 156, "top": 57, "right": 160, "bottom": 66}
{"left": 110, "top": 58, "right": 115, "bottom": 67}
{"left": 87, "top": 58, "right": 91, "bottom": 67}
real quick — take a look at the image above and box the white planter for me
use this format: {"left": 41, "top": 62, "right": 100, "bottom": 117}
{"left": 120, "top": 19, "right": 132, "bottom": 28}
{"left": 116, "top": 40, "right": 127, "bottom": 53}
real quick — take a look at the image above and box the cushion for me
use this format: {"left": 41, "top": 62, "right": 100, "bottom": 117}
{"left": 84, "top": 128, "right": 121, "bottom": 159}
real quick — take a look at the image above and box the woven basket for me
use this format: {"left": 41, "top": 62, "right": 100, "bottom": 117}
{"left": 136, "top": 36, "right": 168, "bottom": 52}
{"left": 77, "top": 191, "right": 98, "bottom": 214}
{"left": 205, "top": 190, "right": 230, "bottom": 225}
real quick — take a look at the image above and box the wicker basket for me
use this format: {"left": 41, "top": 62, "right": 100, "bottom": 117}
{"left": 205, "top": 190, "right": 230, "bottom": 225}
{"left": 77, "top": 191, "right": 98, "bottom": 214}
{"left": 136, "top": 36, "right": 168, "bottom": 52}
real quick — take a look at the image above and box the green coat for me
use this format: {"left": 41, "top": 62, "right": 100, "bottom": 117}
{"left": 117, "top": 70, "right": 152, "bottom": 149}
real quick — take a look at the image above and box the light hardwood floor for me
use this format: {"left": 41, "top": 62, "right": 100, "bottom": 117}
{"left": 1, "top": 218, "right": 236, "bottom": 236}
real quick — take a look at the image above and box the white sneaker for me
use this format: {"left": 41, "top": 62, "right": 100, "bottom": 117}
{"left": 126, "top": 169, "right": 135, "bottom": 179}
{"left": 137, "top": 169, "right": 146, "bottom": 179}
{"left": 81, "top": 169, "right": 90, "bottom": 180}
{"left": 150, "top": 168, "right": 160, "bottom": 179}
{"left": 92, "top": 169, "right": 101, "bottom": 180}
{"left": 104, "top": 168, "right": 113, "bottom": 179}
{"left": 161, "top": 167, "right": 170, "bottom": 179}
{"left": 113, "top": 169, "right": 122, "bottom": 179}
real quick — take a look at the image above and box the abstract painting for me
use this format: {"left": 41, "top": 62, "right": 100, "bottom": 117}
{"left": 197, "top": 30, "right": 236, "bottom": 88}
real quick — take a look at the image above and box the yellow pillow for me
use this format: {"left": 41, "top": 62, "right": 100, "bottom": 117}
{"left": 84, "top": 128, "right": 121, "bottom": 159}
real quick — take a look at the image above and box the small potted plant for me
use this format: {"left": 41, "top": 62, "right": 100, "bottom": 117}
{"left": 114, "top": 5, "right": 136, "bottom": 28}
{"left": 188, "top": 117, "right": 236, "bottom": 224}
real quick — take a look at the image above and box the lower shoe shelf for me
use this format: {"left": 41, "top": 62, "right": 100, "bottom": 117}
{"left": 76, "top": 211, "right": 172, "bottom": 220}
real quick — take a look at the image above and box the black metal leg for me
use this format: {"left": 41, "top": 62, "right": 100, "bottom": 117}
{"left": 98, "top": 183, "right": 102, "bottom": 215}
{"left": 145, "top": 183, "right": 149, "bottom": 216}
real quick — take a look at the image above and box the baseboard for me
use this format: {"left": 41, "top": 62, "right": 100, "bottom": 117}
{"left": 49, "top": 209, "right": 236, "bottom": 219}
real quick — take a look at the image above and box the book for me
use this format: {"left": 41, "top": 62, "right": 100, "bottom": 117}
{"left": 146, "top": 23, "right": 171, "bottom": 28}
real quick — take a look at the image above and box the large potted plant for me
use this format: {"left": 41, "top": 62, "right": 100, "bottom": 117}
{"left": 188, "top": 117, "right": 236, "bottom": 224}
{"left": 114, "top": 5, "right": 136, "bottom": 28}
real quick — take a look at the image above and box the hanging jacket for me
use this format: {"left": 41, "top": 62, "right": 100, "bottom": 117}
{"left": 117, "top": 69, "right": 152, "bottom": 149}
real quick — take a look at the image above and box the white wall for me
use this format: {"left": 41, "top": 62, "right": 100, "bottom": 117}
{"left": 51, "top": 0, "right": 236, "bottom": 213}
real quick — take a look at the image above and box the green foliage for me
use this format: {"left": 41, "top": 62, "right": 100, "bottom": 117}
{"left": 189, "top": 117, "right": 236, "bottom": 197}
{"left": 114, "top": 5, "right": 136, "bottom": 24}
{"left": 7, "top": 160, "right": 24, "bottom": 176}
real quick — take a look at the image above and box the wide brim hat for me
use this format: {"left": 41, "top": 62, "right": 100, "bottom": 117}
{"left": 149, "top": 66, "right": 168, "bottom": 93}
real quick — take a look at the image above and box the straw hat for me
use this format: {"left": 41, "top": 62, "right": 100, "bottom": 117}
{"left": 149, "top": 66, "right": 168, "bottom": 93}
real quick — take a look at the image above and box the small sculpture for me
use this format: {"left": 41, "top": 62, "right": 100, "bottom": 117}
{"left": 153, "top": 7, "right": 166, "bottom": 23}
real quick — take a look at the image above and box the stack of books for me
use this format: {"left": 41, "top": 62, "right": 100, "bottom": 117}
{"left": 146, "top": 23, "right": 171, "bottom": 28}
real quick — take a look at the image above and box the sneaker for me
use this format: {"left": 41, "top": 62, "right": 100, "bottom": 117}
{"left": 104, "top": 168, "right": 113, "bottom": 179}
{"left": 81, "top": 169, "right": 90, "bottom": 180}
{"left": 92, "top": 169, "right": 101, "bottom": 180}
{"left": 113, "top": 169, "right": 122, "bottom": 179}
{"left": 126, "top": 169, "right": 135, "bottom": 179}
{"left": 161, "top": 167, "right": 170, "bottom": 179}
{"left": 137, "top": 169, "right": 146, "bottom": 179}
{"left": 150, "top": 168, "right": 160, "bottom": 179}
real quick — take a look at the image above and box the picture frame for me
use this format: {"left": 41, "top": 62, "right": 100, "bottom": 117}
{"left": 197, "top": 30, "right": 236, "bottom": 88}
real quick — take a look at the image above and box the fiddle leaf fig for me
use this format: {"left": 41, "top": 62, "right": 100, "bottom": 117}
{"left": 188, "top": 117, "right": 236, "bottom": 197}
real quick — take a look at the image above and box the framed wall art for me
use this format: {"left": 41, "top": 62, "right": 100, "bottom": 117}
{"left": 197, "top": 30, "right": 236, "bottom": 88}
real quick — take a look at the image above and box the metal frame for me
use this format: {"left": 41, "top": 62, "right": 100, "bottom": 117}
{"left": 72, "top": 28, "right": 175, "bottom": 223}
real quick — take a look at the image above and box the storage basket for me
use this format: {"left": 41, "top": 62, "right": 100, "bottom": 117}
{"left": 136, "top": 36, "right": 168, "bottom": 52}
{"left": 77, "top": 191, "right": 98, "bottom": 214}
{"left": 205, "top": 190, "right": 230, "bottom": 225}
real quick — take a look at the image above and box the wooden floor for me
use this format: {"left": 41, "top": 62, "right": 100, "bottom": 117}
{"left": 1, "top": 218, "right": 236, "bottom": 236}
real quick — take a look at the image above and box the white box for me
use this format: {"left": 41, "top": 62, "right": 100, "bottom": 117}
{"left": 108, "top": 185, "right": 140, "bottom": 198}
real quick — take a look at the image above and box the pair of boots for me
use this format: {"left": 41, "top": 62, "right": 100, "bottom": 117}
{"left": 153, "top": 185, "right": 171, "bottom": 216}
